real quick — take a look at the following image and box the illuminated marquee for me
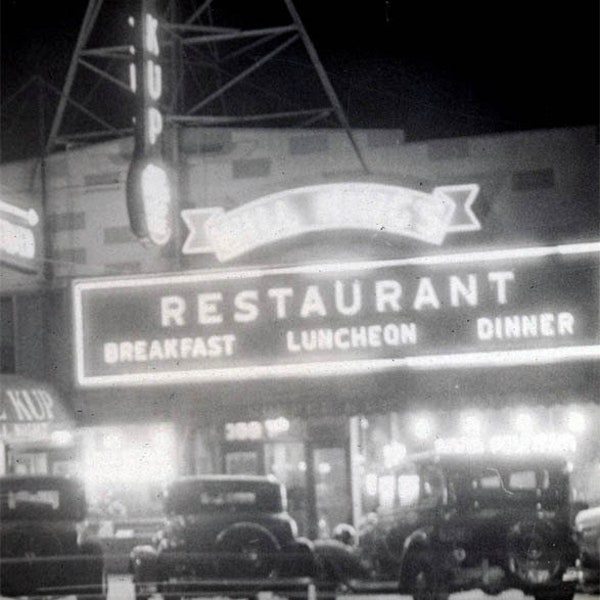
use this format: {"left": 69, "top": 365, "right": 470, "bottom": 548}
{"left": 0, "top": 195, "right": 41, "bottom": 273}
{"left": 72, "top": 242, "right": 600, "bottom": 387}
{"left": 181, "top": 182, "right": 481, "bottom": 261}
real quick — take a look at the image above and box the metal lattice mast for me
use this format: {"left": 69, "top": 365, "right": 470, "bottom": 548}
{"left": 45, "top": 0, "right": 369, "bottom": 173}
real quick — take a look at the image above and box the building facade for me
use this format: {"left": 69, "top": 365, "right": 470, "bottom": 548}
{"left": 1, "top": 125, "right": 599, "bottom": 537}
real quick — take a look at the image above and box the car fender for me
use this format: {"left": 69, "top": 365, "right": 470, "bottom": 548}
{"left": 129, "top": 544, "right": 159, "bottom": 580}
{"left": 278, "top": 537, "right": 319, "bottom": 577}
{"left": 398, "top": 529, "right": 433, "bottom": 586}
{"left": 312, "top": 539, "right": 371, "bottom": 584}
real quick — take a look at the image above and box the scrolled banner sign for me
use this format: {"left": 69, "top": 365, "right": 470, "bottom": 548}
{"left": 181, "top": 182, "right": 481, "bottom": 261}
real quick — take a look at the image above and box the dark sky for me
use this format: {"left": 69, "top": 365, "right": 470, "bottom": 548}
{"left": 1, "top": 0, "right": 598, "bottom": 161}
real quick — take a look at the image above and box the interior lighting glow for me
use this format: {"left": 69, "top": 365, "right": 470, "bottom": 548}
{"left": 460, "top": 412, "right": 483, "bottom": 437}
{"left": 51, "top": 430, "right": 74, "bottom": 446}
{"left": 378, "top": 475, "right": 395, "bottom": 508}
{"left": 398, "top": 474, "right": 420, "bottom": 506}
{"left": 566, "top": 410, "right": 586, "bottom": 435}
{"left": 514, "top": 411, "right": 535, "bottom": 434}
{"left": 435, "top": 437, "right": 485, "bottom": 455}
{"left": 412, "top": 414, "right": 434, "bottom": 441}
{"left": 383, "top": 442, "right": 407, "bottom": 469}
{"left": 103, "top": 432, "right": 122, "bottom": 450}
{"left": 297, "top": 461, "right": 307, "bottom": 472}
{"left": 318, "top": 462, "right": 331, "bottom": 475}
{"left": 365, "top": 473, "right": 378, "bottom": 496}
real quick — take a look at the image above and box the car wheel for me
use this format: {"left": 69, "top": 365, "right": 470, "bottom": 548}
{"left": 402, "top": 554, "right": 449, "bottom": 600}
{"left": 1, "top": 525, "right": 63, "bottom": 595}
{"left": 133, "top": 583, "right": 150, "bottom": 600}
{"left": 507, "top": 520, "right": 566, "bottom": 587}
{"left": 533, "top": 591, "right": 575, "bottom": 600}
{"left": 215, "top": 522, "right": 280, "bottom": 578}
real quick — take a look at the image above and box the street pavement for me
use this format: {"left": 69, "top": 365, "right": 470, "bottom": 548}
{"left": 106, "top": 575, "right": 599, "bottom": 600}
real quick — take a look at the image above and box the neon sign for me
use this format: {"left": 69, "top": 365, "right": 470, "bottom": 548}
{"left": 434, "top": 432, "right": 577, "bottom": 456}
{"left": 126, "top": 0, "right": 172, "bottom": 247}
{"left": 72, "top": 242, "right": 600, "bottom": 387}
{"left": 181, "top": 182, "right": 481, "bottom": 261}
{"left": 0, "top": 195, "right": 41, "bottom": 273}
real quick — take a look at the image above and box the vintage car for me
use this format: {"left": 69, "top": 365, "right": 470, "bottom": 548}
{"left": 130, "top": 475, "right": 319, "bottom": 599}
{"left": 355, "top": 452, "right": 580, "bottom": 600}
{"left": 0, "top": 474, "right": 106, "bottom": 599}
{"left": 574, "top": 505, "right": 600, "bottom": 591}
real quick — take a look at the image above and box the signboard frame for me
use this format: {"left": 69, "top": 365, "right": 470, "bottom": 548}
{"left": 72, "top": 242, "right": 600, "bottom": 388}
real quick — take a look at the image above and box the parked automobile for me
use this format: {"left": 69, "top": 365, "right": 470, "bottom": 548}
{"left": 352, "top": 452, "right": 579, "bottom": 600}
{"left": 130, "top": 475, "right": 318, "bottom": 599}
{"left": 574, "top": 505, "right": 600, "bottom": 592}
{"left": 0, "top": 475, "right": 106, "bottom": 599}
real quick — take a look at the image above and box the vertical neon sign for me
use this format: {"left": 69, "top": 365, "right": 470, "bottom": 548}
{"left": 126, "top": 0, "right": 173, "bottom": 247}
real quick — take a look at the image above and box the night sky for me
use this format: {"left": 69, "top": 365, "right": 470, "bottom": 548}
{"left": 1, "top": 0, "right": 598, "bottom": 162}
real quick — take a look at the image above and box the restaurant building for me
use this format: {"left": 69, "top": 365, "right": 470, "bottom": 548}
{"left": 0, "top": 175, "right": 79, "bottom": 476}
{"left": 2, "top": 125, "right": 599, "bottom": 536}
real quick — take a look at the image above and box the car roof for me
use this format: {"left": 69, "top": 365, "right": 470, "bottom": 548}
{"left": 171, "top": 474, "right": 281, "bottom": 484}
{"left": 406, "top": 451, "right": 569, "bottom": 469}
{"left": 0, "top": 475, "right": 85, "bottom": 491}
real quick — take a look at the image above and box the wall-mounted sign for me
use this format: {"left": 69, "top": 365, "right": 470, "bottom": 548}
{"left": 224, "top": 417, "right": 291, "bottom": 442}
{"left": 126, "top": 0, "right": 173, "bottom": 246}
{"left": 0, "top": 195, "right": 41, "bottom": 273}
{"left": 72, "top": 242, "right": 600, "bottom": 387}
{"left": 181, "top": 182, "right": 480, "bottom": 261}
{"left": 0, "top": 375, "right": 73, "bottom": 441}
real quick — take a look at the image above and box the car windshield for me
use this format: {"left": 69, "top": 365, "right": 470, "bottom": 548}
{"left": 446, "top": 464, "right": 568, "bottom": 508}
{"left": 0, "top": 477, "right": 85, "bottom": 521}
{"left": 164, "top": 479, "right": 285, "bottom": 515}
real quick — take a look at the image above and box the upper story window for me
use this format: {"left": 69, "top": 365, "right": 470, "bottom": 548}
{"left": 0, "top": 296, "right": 15, "bottom": 373}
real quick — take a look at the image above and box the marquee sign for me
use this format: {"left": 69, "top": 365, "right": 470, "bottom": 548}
{"left": 72, "top": 242, "right": 600, "bottom": 387}
{"left": 0, "top": 194, "right": 41, "bottom": 273}
{"left": 181, "top": 182, "right": 481, "bottom": 261}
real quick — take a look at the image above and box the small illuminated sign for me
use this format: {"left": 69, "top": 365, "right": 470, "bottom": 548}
{"left": 181, "top": 183, "right": 481, "bottom": 261}
{"left": 0, "top": 376, "right": 73, "bottom": 441}
{"left": 72, "top": 242, "right": 600, "bottom": 387}
{"left": 224, "top": 417, "right": 291, "bottom": 442}
{"left": 434, "top": 432, "right": 577, "bottom": 456}
{"left": 126, "top": 0, "right": 173, "bottom": 246}
{"left": 0, "top": 196, "right": 41, "bottom": 272}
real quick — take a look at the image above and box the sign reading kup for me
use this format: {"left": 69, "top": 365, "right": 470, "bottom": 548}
{"left": 126, "top": 0, "right": 173, "bottom": 246}
{"left": 73, "top": 243, "right": 600, "bottom": 387}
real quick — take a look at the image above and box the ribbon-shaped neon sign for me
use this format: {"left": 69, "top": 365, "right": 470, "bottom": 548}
{"left": 182, "top": 182, "right": 480, "bottom": 262}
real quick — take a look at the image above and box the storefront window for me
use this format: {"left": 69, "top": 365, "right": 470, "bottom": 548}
{"left": 80, "top": 422, "right": 176, "bottom": 518}
{"left": 225, "top": 450, "right": 259, "bottom": 475}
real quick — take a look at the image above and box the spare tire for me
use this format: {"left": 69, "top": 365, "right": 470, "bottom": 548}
{"left": 215, "top": 522, "right": 280, "bottom": 578}
{"left": 507, "top": 520, "right": 563, "bottom": 585}
{"left": 1, "top": 525, "right": 63, "bottom": 595}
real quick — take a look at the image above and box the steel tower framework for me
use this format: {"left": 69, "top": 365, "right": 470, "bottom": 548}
{"left": 46, "top": 0, "right": 369, "bottom": 173}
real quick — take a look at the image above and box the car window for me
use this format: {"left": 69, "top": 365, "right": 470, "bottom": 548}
{"left": 509, "top": 470, "right": 538, "bottom": 490}
{"left": 398, "top": 474, "right": 420, "bottom": 507}
{"left": 165, "top": 480, "right": 284, "bottom": 514}
{"left": 447, "top": 465, "right": 563, "bottom": 508}
{"left": 0, "top": 478, "right": 85, "bottom": 521}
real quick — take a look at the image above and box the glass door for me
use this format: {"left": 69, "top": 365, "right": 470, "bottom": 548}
{"left": 312, "top": 447, "right": 350, "bottom": 538}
